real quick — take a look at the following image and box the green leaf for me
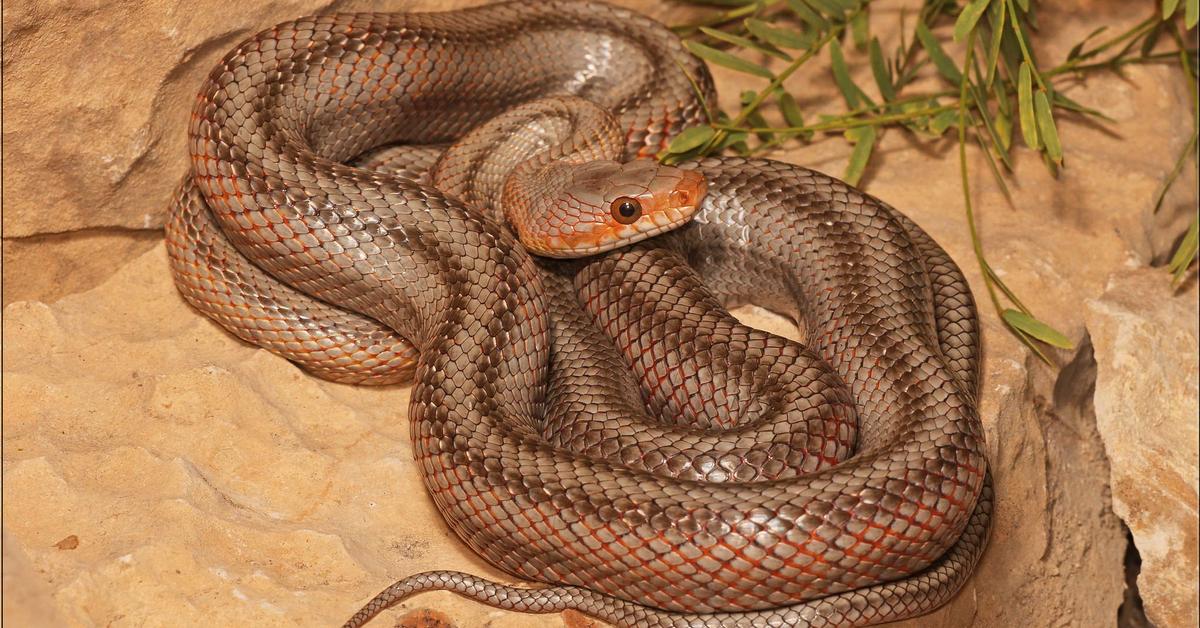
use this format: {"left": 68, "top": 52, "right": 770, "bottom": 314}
{"left": 1067, "top": 26, "right": 1107, "bottom": 61}
{"left": 665, "top": 125, "right": 717, "bottom": 154}
{"left": 1168, "top": 213, "right": 1199, "bottom": 284}
{"left": 1014, "top": 0, "right": 1030, "bottom": 12}
{"left": 1142, "top": 21, "right": 1165, "bottom": 58}
{"left": 1033, "top": 90, "right": 1062, "bottom": 164}
{"left": 973, "top": 130, "right": 1014, "bottom": 203}
{"left": 868, "top": 38, "right": 897, "bottom": 101}
{"left": 916, "top": 22, "right": 962, "bottom": 85}
{"left": 994, "top": 111, "right": 1013, "bottom": 151}
{"left": 850, "top": 10, "right": 870, "bottom": 50}
{"left": 777, "top": 91, "right": 805, "bottom": 127}
{"left": 741, "top": 91, "right": 774, "bottom": 141}
{"left": 775, "top": 90, "right": 814, "bottom": 141}
{"left": 1002, "top": 309, "right": 1073, "bottom": 349}
{"left": 699, "top": 26, "right": 792, "bottom": 61}
{"left": 967, "top": 81, "right": 1013, "bottom": 169}
{"left": 1188, "top": 0, "right": 1198, "bottom": 28}
{"left": 930, "top": 109, "right": 959, "bottom": 135}
{"left": 714, "top": 129, "right": 750, "bottom": 152}
{"left": 786, "top": 0, "right": 830, "bottom": 32}
{"left": 829, "top": 38, "right": 872, "bottom": 108}
{"left": 744, "top": 18, "right": 809, "bottom": 50}
{"left": 685, "top": 41, "right": 775, "bottom": 79}
{"left": 843, "top": 125, "right": 877, "bottom": 186}
{"left": 1164, "top": 0, "right": 1181, "bottom": 18}
{"left": 1052, "top": 91, "right": 1114, "bottom": 123}
{"left": 984, "top": 0, "right": 1006, "bottom": 86}
{"left": 994, "top": 73, "right": 1012, "bottom": 116}
{"left": 954, "top": 0, "right": 992, "bottom": 43}
{"left": 807, "top": 0, "right": 845, "bottom": 17}
{"left": 998, "top": 14, "right": 1024, "bottom": 75}
{"left": 1017, "top": 62, "right": 1040, "bottom": 149}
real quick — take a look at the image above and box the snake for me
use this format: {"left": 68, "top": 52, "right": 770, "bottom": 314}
{"left": 163, "top": 2, "right": 992, "bottom": 626}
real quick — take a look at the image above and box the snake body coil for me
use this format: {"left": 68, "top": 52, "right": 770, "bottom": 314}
{"left": 165, "top": 2, "right": 991, "bottom": 626}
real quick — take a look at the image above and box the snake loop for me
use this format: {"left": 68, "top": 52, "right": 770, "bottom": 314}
{"left": 164, "top": 2, "right": 990, "bottom": 626}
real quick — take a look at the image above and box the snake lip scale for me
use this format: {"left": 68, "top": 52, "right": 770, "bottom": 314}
{"left": 164, "top": 1, "right": 992, "bottom": 626}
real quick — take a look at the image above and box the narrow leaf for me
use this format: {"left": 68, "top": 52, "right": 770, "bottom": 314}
{"left": 665, "top": 125, "right": 717, "bottom": 154}
{"left": 1033, "top": 90, "right": 1062, "bottom": 164}
{"left": 994, "top": 111, "right": 1013, "bottom": 151}
{"left": 999, "top": 13, "right": 1024, "bottom": 75}
{"left": 1017, "top": 62, "right": 1040, "bottom": 149}
{"left": 850, "top": 10, "right": 870, "bottom": 50}
{"left": 930, "top": 109, "right": 959, "bottom": 135}
{"left": 829, "top": 38, "right": 871, "bottom": 108}
{"left": 741, "top": 90, "right": 774, "bottom": 141}
{"left": 1052, "top": 91, "right": 1114, "bottom": 122}
{"left": 916, "top": 22, "right": 962, "bottom": 85}
{"left": 786, "top": 0, "right": 830, "bottom": 32}
{"left": 985, "top": 0, "right": 1006, "bottom": 86}
{"left": 714, "top": 130, "right": 750, "bottom": 152}
{"left": 1164, "top": 0, "right": 1181, "bottom": 18}
{"left": 808, "top": 0, "right": 845, "bottom": 17}
{"left": 1002, "top": 309, "right": 1073, "bottom": 349}
{"left": 868, "top": 38, "right": 897, "bottom": 101}
{"left": 968, "top": 82, "right": 1013, "bottom": 169}
{"left": 1067, "top": 26, "right": 1107, "bottom": 61}
{"left": 745, "top": 18, "right": 809, "bottom": 50}
{"left": 1168, "top": 214, "right": 1199, "bottom": 283}
{"left": 843, "top": 125, "right": 877, "bottom": 186}
{"left": 954, "top": 0, "right": 992, "bottom": 43}
{"left": 699, "top": 26, "right": 792, "bottom": 61}
{"left": 974, "top": 131, "right": 1015, "bottom": 203}
{"left": 1015, "top": 0, "right": 1030, "bottom": 12}
{"left": 748, "top": 114, "right": 773, "bottom": 141}
{"left": 1154, "top": 132, "right": 1198, "bottom": 215}
{"left": 683, "top": 0, "right": 758, "bottom": 5}
{"left": 994, "top": 73, "right": 1012, "bottom": 116}
{"left": 778, "top": 91, "right": 808, "bottom": 129}
{"left": 1142, "top": 21, "right": 1165, "bottom": 58}
{"left": 685, "top": 41, "right": 775, "bottom": 79}
{"left": 1188, "top": 0, "right": 1198, "bottom": 28}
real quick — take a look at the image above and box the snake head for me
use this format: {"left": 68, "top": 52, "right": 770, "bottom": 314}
{"left": 517, "top": 159, "right": 707, "bottom": 258}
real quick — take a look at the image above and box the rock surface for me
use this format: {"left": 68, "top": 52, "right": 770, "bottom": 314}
{"left": 2, "top": 0, "right": 1196, "bottom": 627}
{"left": 1085, "top": 271, "right": 1200, "bottom": 628}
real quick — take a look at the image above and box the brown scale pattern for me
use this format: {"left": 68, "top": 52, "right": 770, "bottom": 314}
{"left": 163, "top": 2, "right": 990, "bottom": 627}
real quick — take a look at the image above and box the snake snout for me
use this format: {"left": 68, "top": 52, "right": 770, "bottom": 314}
{"left": 669, "top": 168, "right": 708, "bottom": 214}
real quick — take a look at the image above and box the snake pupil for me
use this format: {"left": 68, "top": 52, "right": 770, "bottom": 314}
{"left": 611, "top": 197, "right": 642, "bottom": 224}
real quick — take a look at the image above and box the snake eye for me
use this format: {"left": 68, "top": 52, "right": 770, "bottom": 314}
{"left": 610, "top": 197, "right": 642, "bottom": 225}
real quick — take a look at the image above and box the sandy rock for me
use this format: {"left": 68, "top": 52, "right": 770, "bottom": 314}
{"left": 1, "top": 0, "right": 1196, "bottom": 627}
{"left": 1085, "top": 271, "right": 1199, "bottom": 628}
{"left": 1, "top": 0, "right": 458, "bottom": 238}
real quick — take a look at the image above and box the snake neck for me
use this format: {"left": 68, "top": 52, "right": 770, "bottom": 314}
{"left": 433, "top": 96, "right": 624, "bottom": 213}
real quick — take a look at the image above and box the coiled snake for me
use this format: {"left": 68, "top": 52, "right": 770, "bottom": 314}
{"left": 164, "top": 2, "right": 992, "bottom": 626}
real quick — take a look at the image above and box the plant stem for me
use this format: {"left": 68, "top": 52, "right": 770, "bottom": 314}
{"left": 715, "top": 105, "right": 955, "bottom": 134}
{"left": 1045, "top": 48, "right": 1199, "bottom": 77}
{"left": 729, "top": 19, "right": 851, "bottom": 129}
{"left": 672, "top": 0, "right": 784, "bottom": 36}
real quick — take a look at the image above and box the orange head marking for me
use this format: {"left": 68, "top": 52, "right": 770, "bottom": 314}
{"left": 522, "top": 159, "right": 707, "bottom": 258}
